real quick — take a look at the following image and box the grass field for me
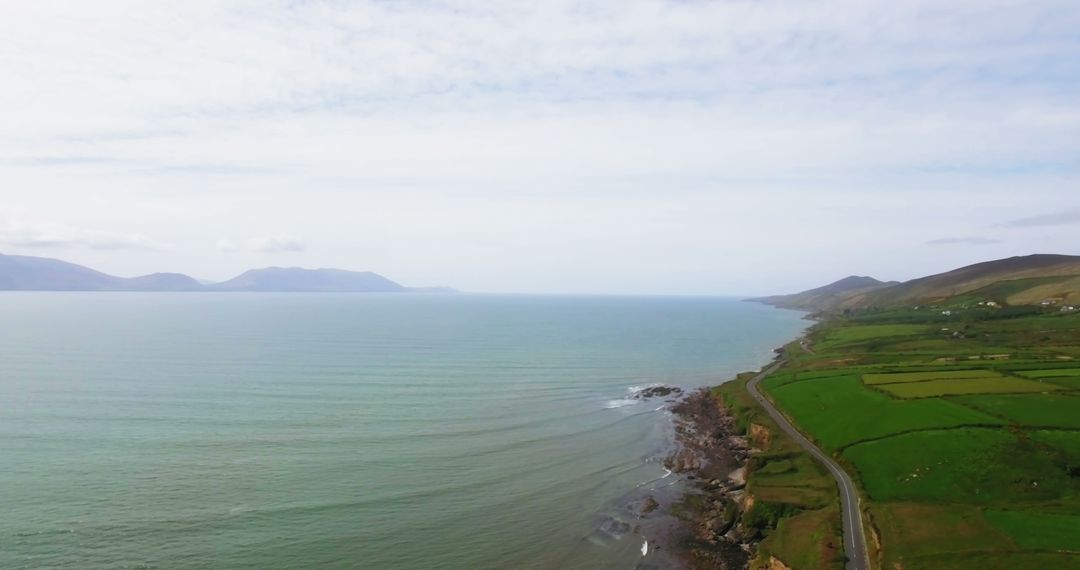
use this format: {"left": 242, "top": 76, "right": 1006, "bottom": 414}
{"left": 863, "top": 369, "right": 1001, "bottom": 385}
{"left": 876, "top": 375, "right": 1061, "bottom": 398}
{"left": 843, "top": 428, "right": 1072, "bottom": 504}
{"left": 750, "top": 452, "right": 837, "bottom": 509}
{"left": 819, "top": 323, "right": 928, "bottom": 345}
{"left": 1017, "top": 367, "right": 1080, "bottom": 378}
{"left": 755, "top": 507, "right": 843, "bottom": 570}
{"left": 751, "top": 302, "right": 1080, "bottom": 568}
{"left": 869, "top": 503, "right": 1015, "bottom": 569}
{"left": 767, "top": 375, "right": 1000, "bottom": 451}
{"left": 1030, "top": 429, "right": 1080, "bottom": 462}
{"left": 985, "top": 510, "right": 1080, "bottom": 552}
{"left": 953, "top": 393, "right": 1080, "bottom": 428}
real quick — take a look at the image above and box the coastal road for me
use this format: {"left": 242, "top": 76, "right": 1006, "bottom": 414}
{"left": 745, "top": 361, "right": 870, "bottom": 570}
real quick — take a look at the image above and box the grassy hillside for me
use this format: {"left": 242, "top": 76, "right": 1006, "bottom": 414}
{"left": 754, "top": 304, "right": 1080, "bottom": 569}
{"left": 751, "top": 275, "right": 897, "bottom": 311}
{"left": 756, "top": 254, "right": 1080, "bottom": 313}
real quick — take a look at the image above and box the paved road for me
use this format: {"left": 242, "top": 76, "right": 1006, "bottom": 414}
{"left": 745, "top": 360, "right": 870, "bottom": 570}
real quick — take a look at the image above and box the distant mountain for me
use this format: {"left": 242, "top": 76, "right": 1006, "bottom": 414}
{"left": 0, "top": 253, "right": 125, "bottom": 290}
{"left": 750, "top": 275, "right": 898, "bottom": 311}
{"left": 755, "top": 254, "right": 1080, "bottom": 312}
{"left": 211, "top": 267, "right": 406, "bottom": 292}
{"left": 0, "top": 252, "right": 444, "bottom": 293}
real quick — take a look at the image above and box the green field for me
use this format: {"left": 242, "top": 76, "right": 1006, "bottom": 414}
{"left": 954, "top": 393, "right": 1080, "bottom": 428}
{"left": 751, "top": 300, "right": 1080, "bottom": 568}
{"left": 1017, "top": 367, "right": 1080, "bottom": 378}
{"left": 767, "top": 375, "right": 1000, "bottom": 451}
{"left": 819, "top": 323, "right": 929, "bottom": 345}
{"left": 863, "top": 369, "right": 1001, "bottom": 385}
{"left": 876, "top": 376, "right": 1062, "bottom": 398}
{"left": 1030, "top": 429, "right": 1080, "bottom": 462}
{"left": 843, "top": 428, "right": 1072, "bottom": 504}
{"left": 985, "top": 510, "right": 1080, "bottom": 552}
{"left": 869, "top": 503, "right": 1015, "bottom": 569}
{"left": 756, "top": 507, "right": 843, "bottom": 570}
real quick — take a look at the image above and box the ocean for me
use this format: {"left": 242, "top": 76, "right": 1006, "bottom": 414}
{"left": 0, "top": 293, "right": 805, "bottom": 569}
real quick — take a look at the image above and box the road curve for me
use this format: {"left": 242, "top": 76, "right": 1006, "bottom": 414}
{"left": 745, "top": 361, "right": 870, "bottom": 570}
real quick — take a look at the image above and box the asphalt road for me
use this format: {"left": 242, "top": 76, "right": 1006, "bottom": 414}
{"left": 745, "top": 360, "right": 871, "bottom": 570}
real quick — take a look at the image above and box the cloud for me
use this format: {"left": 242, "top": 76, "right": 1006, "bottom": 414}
{"left": 0, "top": 1, "right": 1078, "bottom": 292}
{"left": 0, "top": 216, "right": 161, "bottom": 250}
{"left": 926, "top": 237, "right": 1002, "bottom": 246}
{"left": 217, "top": 234, "right": 306, "bottom": 253}
{"left": 1002, "top": 209, "right": 1080, "bottom": 228}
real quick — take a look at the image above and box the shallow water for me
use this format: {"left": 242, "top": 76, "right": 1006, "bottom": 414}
{"left": 0, "top": 293, "right": 805, "bottom": 569}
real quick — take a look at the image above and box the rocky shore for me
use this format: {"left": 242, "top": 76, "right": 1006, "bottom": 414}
{"left": 662, "top": 387, "right": 761, "bottom": 570}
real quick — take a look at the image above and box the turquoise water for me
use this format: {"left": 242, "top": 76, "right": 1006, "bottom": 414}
{"left": 0, "top": 293, "right": 805, "bottom": 569}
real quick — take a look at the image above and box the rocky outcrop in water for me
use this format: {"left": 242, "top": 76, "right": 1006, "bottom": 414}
{"left": 635, "top": 385, "right": 684, "bottom": 399}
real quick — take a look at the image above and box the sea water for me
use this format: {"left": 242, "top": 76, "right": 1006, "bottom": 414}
{"left": 0, "top": 293, "right": 805, "bottom": 569}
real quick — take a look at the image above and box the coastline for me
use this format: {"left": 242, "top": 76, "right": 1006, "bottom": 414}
{"left": 649, "top": 319, "right": 815, "bottom": 569}
{"left": 653, "top": 372, "right": 774, "bottom": 570}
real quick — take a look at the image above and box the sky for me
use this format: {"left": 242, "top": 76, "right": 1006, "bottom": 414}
{"left": 1, "top": 0, "right": 1079, "bottom": 295}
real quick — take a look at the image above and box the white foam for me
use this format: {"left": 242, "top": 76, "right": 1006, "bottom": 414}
{"left": 661, "top": 468, "right": 673, "bottom": 479}
{"left": 604, "top": 398, "right": 638, "bottom": 409}
{"left": 628, "top": 383, "right": 664, "bottom": 395}
{"left": 641, "top": 540, "right": 648, "bottom": 556}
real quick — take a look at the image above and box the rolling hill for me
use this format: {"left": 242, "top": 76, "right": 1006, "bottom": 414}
{"left": 749, "top": 275, "right": 898, "bottom": 311}
{"left": 756, "top": 254, "right": 1080, "bottom": 312}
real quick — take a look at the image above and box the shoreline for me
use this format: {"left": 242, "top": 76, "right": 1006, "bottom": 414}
{"left": 656, "top": 385, "right": 762, "bottom": 569}
{"left": 646, "top": 336, "right": 806, "bottom": 569}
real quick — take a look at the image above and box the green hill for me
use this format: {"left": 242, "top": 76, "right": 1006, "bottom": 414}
{"left": 757, "top": 254, "right": 1080, "bottom": 312}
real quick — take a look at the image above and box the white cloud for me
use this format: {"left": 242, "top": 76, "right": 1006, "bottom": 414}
{"left": 218, "top": 235, "right": 306, "bottom": 253}
{"left": 0, "top": 214, "right": 162, "bottom": 251}
{"left": 0, "top": 1, "right": 1078, "bottom": 292}
{"left": 926, "top": 237, "right": 1002, "bottom": 246}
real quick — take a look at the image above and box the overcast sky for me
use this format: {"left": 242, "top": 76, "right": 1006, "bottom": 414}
{"left": 2, "top": 1, "right": 1079, "bottom": 294}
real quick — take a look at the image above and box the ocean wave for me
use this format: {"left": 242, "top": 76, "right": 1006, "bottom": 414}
{"left": 603, "top": 398, "right": 638, "bottom": 409}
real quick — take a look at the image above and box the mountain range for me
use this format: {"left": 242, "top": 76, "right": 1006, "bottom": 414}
{"left": 0, "top": 252, "right": 455, "bottom": 293}
{"left": 754, "top": 254, "right": 1080, "bottom": 312}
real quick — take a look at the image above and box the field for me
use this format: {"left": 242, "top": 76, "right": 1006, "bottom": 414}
{"left": 752, "top": 307, "right": 1080, "bottom": 568}
{"left": 843, "top": 428, "right": 1073, "bottom": 503}
{"left": 1017, "top": 367, "right": 1080, "bottom": 378}
{"left": 985, "top": 510, "right": 1080, "bottom": 552}
{"left": 818, "top": 324, "right": 929, "bottom": 346}
{"left": 755, "top": 507, "right": 843, "bottom": 570}
{"left": 1030, "top": 429, "right": 1080, "bottom": 461}
{"left": 954, "top": 393, "right": 1080, "bottom": 428}
{"left": 862, "top": 369, "right": 1000, "bottom": 385}
{"left": 875, "top": 375, "right": 1061, "bottom": 398}
{"left": 765, "top": 374, "right": 1000, "bottom": 451}
{"left": 869, "top": 503, "right": 1015, "bottom": 569}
